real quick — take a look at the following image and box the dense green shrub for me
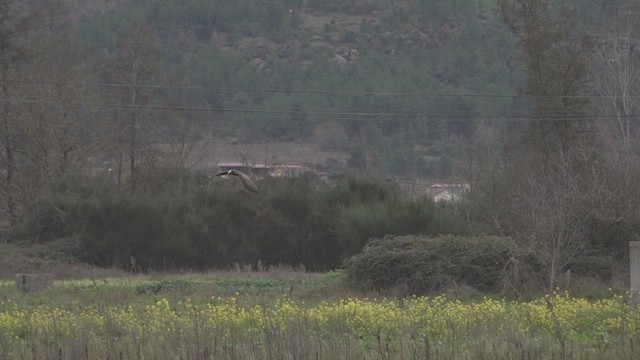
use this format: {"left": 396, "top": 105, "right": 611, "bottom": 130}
{"left": 16, "top": 175, "right": 470, "bottom": 271}
{"left": 17, "top": 174, "right": 107, "bottom": 242}
{"left": 75, "top": 195, "right": 173, "bottom": 268}
{"left": 343, "top": 235, "right": 518, "bottom": 294}
{"left": 73, "top": 189, "right": 261, "bottom": 270}
{"left": 19, "top": 197, "right": 71, "bottom": 242}
{"left": 322, "top": 176, "right": 397, "bottom": 206}
{"left": 333, "top": 198, "right": 467, "bottom": 258}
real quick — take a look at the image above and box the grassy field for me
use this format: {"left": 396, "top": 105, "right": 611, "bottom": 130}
{"left": 1, "top": 270, "right": 640, "bottom": 360}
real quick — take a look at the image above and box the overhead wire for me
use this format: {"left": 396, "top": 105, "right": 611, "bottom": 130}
{"left": 1, "top": 79, "right": 637, "bottom": 123}
{"left": 1, "top": 78, "right": 638, "bottom": 100}
{"left": 0, "top": 97, "right": 635, "bottom": 122}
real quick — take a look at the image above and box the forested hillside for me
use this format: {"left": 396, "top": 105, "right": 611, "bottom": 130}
{"left": 2, "top": 0, "right": 640, "bottom": 291}
{"left": 67, "top": 0, "right": 528, "bottom": 177}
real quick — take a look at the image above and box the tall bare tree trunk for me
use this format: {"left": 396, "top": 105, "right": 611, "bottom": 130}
{"left": 1, "top": 66, "right": 18, "bottom": 224}
{"left": 107, "top": 22, "right": 160, "bottom": 194}
{"left": 129, "top": 78, "right": 138, "bottom": 193}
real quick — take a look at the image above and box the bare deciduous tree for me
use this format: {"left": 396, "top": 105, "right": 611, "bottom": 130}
{"left": 590, "top": 2, "right": 640, "bottom": 252}
{"left": 106, "top": 21, "right": 162, "bottom": 193}
{"left": 0, "top": 0, "right": 41, "bottom": 224}
{"left": 595, "top": 5, "right": 640, "bottom": 162}
{"left": 17, "top": 31, "right": 105, "bottom": 202}
{"left": 512, "top": 138, "right": 602, "bottom": 289}
{"left": 162, "top": 113, "right": 214, "bottom": 181}
{"left": 495, "top": 0, "right": 597, "bottom": 290}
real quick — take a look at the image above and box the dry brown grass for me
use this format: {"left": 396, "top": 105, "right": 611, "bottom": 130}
{"left": 0, "top": 245, "right": 128, "bottom": 280}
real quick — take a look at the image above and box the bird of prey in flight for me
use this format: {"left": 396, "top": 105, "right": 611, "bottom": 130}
{"left": 214, "top": 169, "right": 259, "bottom": 193}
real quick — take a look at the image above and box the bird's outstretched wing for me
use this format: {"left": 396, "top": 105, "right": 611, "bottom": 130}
{"left": 214, "top": 169, "right": 259, "bottom": 193}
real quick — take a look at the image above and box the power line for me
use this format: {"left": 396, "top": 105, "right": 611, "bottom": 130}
{"left": 1, "top": 78, "right": 637, "bottom": 100}
{"left": 1, "top": 97, "right": 636, "bottom": 121}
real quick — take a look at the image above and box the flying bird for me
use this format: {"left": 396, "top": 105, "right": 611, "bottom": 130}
{"left": 214, "top": 169, "right": 259, "bottom": 193}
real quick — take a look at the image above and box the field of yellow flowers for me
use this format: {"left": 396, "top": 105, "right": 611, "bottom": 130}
{"left": 1, "top": 276, "right": 640, "bottom": 359}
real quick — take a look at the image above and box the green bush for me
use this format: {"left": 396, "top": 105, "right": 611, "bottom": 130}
{"left": 343, "top": 235, "right": 518, "bottom": 294}
{"left": 322, "top": 177, "right": 397, "bottom": 206}
{"left": 19, "top": 197, "right": 71, "bottom": 242}
{"left": 17, "top": 174, "right": 107, "bottom": 242}
{"left": 75, "top": 195, "right": 171, "bottom": 268}
{"left": 17, "top": 175, "right": 471, "bottom": 272}
{"left": 333, "top": 198, "right": 467, "bottom": 258}
{"left": 73, "top": 188, "right": 262, "bottom": 270}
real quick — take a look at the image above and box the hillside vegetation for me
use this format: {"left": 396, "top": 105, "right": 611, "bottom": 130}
{"left": 70, "top": 0, "right": 524, "bottom": 175}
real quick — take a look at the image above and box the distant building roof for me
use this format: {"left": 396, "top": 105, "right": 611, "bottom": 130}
{"left": 217, "top": 162, "right": 314, "bottom": 177}
{"left": 217, "top": 162, "right": 270, "bottom": 169}
{"left": 430, "top": 183, "right": 470, "bottom": 189}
